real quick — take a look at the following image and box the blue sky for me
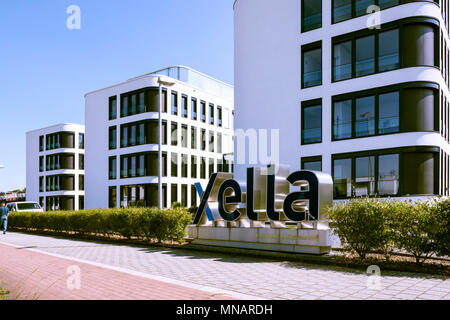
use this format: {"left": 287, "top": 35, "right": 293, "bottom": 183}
{"left": 0, "top": 0, "right": 234, "bottom": 192}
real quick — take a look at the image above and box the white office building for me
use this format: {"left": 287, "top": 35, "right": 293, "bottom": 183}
{"left": 26, "top": 123, "right": 85, "bottom": 211}
{"left": 85, "top": 66, "right": 234, "bottom": 209}
{"left": 234, "top": 0, "right": 450, "bottom": 199}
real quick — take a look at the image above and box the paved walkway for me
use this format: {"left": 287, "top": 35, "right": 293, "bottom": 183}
{"left": 0, "top": 232, "right": 449, "bottom": 300}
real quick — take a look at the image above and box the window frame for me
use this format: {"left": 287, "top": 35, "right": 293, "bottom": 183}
{"left": 301, "top": 41, "right": 323, "bottom": 89}
{"left": 301, "top": 98, "right": 323, "bottom": 145}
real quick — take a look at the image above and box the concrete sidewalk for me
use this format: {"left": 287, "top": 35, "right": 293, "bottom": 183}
{"left": 0, "top": 243, "right": 234, "bottom": 300}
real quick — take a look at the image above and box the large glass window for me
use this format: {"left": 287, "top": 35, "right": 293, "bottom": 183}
{"left": 379, "top": 29, "right": 399, "bottom": 72}
{"left": 355, "top": 0, "right": 374, "bottom": 17}
{"left": 209, "top": 104, "right": 215, "bottom": 125}
{"left": 333, "top": 0, "right": 352, "bottom": 23}
{"left": 378, "top": 154, "right": 400, "bottom": 196}
{"left": 355, "top": 96, "right": 375, "bottom": 137}
{"left": 171, "top": 123, "right": 178, "bottom": 146}
{"left": 302, "top": 0, "right": 322, "bottom": 32}
{"left": 333, "top": 100, "right": 352, "bottom": 139}
{"left": 200, "top": 101, "right": 206, "bottom": 122}
{"left": 182, "top": 95, "right": 188, "bottom": 118}
{"left": 171, "top": 153, "right": 178, "bottom": 177}
{"left": 302, "top": 157, "right": 322, "bottom": 171}
{"left": 182, "top": 155, "right": 188, "bottom": 178}
{"left": 191, "top": 127, "right": 197, "bottom": 149}
{"left": 109, "top": 96, "right": 116, "bottom": 119}
{"left": 302, "top": 44, "right": 322, "bottom": 88}
{"left": 333, "top": 41, "right": 352, "bottom": 81}
{"left": 209, "top": 131, "right": 215, "bottom": 153}
{"left": 39, "top": 136, "right": 44, "bottom": 152}
{"left": 109, "top": 126, "right": 117, "bottom": 150}
{"left": 201, "top": 129, "right": 206, "bottom": 151}
{"left": 191, "top": 98, "right": 197, "bottom": 120}
{"left": 181, "top": 125, "right": 188, "bottom": 148}
{"left": 355, "top": 156, "right": 375, "bottom": 196}
{"left": 171, "top": 92, "right": 178, "bottom": 115}
{"left": 356, "top": 35, "right": 375, "bottom": 77}
{"left": 334, "top": 158, "right": 352, "bottom": 198}
{"left": 109, "top": 157, "right": 117, "bottom": 180}
{"left": 302, "top": 103, "right": 322, "bottom": 144}
{"left": 378, "top": 0, "right": 399, "bottom": 9}
{"left": 378, "top": 92, "right": 400, "bottom": 134}
{"left": 191, "top": 156, "right": 197, "bottom": 178}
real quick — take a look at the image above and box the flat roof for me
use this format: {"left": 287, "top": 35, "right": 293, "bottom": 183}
{"left": 26, "top": 123, "right": 85, "bottom": 134}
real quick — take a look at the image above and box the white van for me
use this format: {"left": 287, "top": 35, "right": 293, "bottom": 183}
{"left": 6, "top": 202, "right": 44, "bottom": 213}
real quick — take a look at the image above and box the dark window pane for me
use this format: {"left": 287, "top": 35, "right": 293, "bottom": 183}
{"left": 131, "top": 94, "right": 137, "bottom": 115}
{"left": 333, "top": 100, "right": 352, "bottom": 139}
{"left": 303, "top": 104, "right": 322, "bottom": 144}
{"left": 171, "top": 93, "right": 178, "bottom": 115}
{"left": 334, "top": 158, "right": 352, "bottom": 198}
{"left": 355, "top": 96, "right": 375, "bottom": 137}
{"left": 355, "top": 0, "right": 375, "bottom": 17}
{"left": 138, "top": 92, "right": 145, "bottom": 113}
{"left": 378, "top": 0, "right": 399, "bottom": 9}
{"left": 378, "top": 154, "right": 399, "bottom": 196}
{"left": 356, "top": 35, "right": 375, "bottom": 77}
{"left": 355, "top": 156, "right": 375, "bottom": 196}
{"left": 302, "top": 0, "right": 322, "bottom": 32}
{"left": 379, "top": 29, "right": 399, "bottom": 72}
{"left": 379, "top": 92, "right": 400, "bottom": 134}
{"left": 182, "top": 96, "right": 188, "bottom": 118}
{"left": 333, "top": 41, "right": 352, "bottom": 81}
{"left": 303, "top": 160, "right": 322, "bottom": 171}
{"left": 191, "top": 99, "right": 197, "bottom": 120}
{"left": 303, "top": 47, "right": 322, "bottom": 87}
{"left": 333, "top": 0, "right": 352, "bottom": 23}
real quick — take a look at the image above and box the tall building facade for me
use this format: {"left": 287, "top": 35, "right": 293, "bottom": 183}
{"left": 26, "top": 123, "right": 85, "bottom": 211}
{"left": 85, "top": 66, "right": 234, "bottom": 209}
{"left": 234, "top": 0, "right": 450, "bottom": 199}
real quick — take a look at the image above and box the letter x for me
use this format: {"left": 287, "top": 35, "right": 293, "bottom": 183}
{"left": 193, "top": 174, "right": 218, "bottom": 224}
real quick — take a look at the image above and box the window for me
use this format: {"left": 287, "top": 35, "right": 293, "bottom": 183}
{"left": 191, "top": 98, "right": 198, "bottom": 120}
{"left": 209, "top": 131, "right": 215, "bottom": 152}
{"left": 302, "top": 101, "right": 322, "bottom": 144}
{"left": 333, "top": 158, "right": 352, "bottom": 198}
{"left": 355, "top": 0, "right": 374, "bottom": 17}
{"left": 119, "top": 89, "right": 155, "bottom": 118}
{"left": 333, "top": 0, "right": 352, "bottom": 23}
{"left": 200, "top": 101, "right": 206, "bottom": 122}
{"left": 209, "top": 104, "right": 215, "bottom": 125}
{"left": 302, "top": 0, "right": 322, "bottom": 32}
{"left": 79, "top": 133, "right": 85, "bottom": 150}
{"left": 302, "top": 157, "right": 322, "bottom": 171}
{"left": 378, "top": 154, "right": 400, "bottom": 195}
{"left": 171, "top": 123, "right": 178, "bottom": 146}
{"left": 302, "top": 42, "right": 322, "bottom": 88}
{"left": 191, "top": 156, "right": 197, "bottom": 178}
{"left": 356, "top": 35, "right": 375, "bottom": 77}
{"left": 333, "top": 27, "right": 400, "bottom": 81}
{"left": 200, "top": 157, "right": 206, "bottom": 179}
{"left": 333, "top": 100, "right": 352, "bottom": 140}
{"left": 333, "top": 41, "right": 352, "bottom": 81}
{"left": 39, "top": 156, "right": 44, "bottom": 172}
{"left": 201, "top": 129, "right": 206, "bottom": 151}
{"left": 333, "top": 90, "right": 400, "bottom": 140}
{"left": 109, "top": 187, "right": 117, "bottom": 208}
{"left": 109, "top": 126, "right": 117, "bottom": 150}
{"left": 209, "top": 159, "right": 215, "bottom": 177}
{"left": 120, "top": 121, "right": 157, "bottom": 148}
{"left": 333, "top": 152, "right": 400, "bottom": 198}
{"left": 181, "top": 185, "right": 188, "bottom": 207}
{"left": 217, "top": 107, "right": 223, "bottom": 127}
{"left": 171, "top": 92, "right": 178, "bottom": 115}
{"left": 379, "top": 29, "right": 399, "bottom": 72}
{"left": 109, "top": 96, "right": 117, "bottom": 120}
{"left": 355, "top": 156, "right": 375, "bottom": 196}
{"left": 162, "top": 89, "right": 168, "bottom": 113}
{"left": 379, "top": 92, "right": 400, "bottom": 134}
{"left": 79, "top": 154, "right": 84, "bottom": 170}
{"left": 171, "top": 185, "right": 178, "bottom": 205}
{"left": 162, "top": 152, "right": 168, "bottom": 177}
{"left": 191, "top": 185, "right": 198, "bottom": 207}
{"left": 79, "top": 175, "right": 85, "bottom": 191}
{"left": 171, "top": 153, "right": 178, "bottom": 177}
{"left": 109, "top": 157, "right": 117, "bottom": 180}
{"left": 182, "top": 154, "right": 188, "bottom": 178}
{"left": 181, "top": 125, "right": 188, "bottom": 148}
{"left": 39, "top": 177, "right": 44, "bottom": 193}
{"left": 191, "top": 127, "right": 197, "bottom": 149}
{"left": 120, "top": 152, "right": 156, "bottom": 179}
{"left": 355, "top": 96, "right": 375, "bottom": 137}
{"left": 39, "top": 136, "right": 44, "bottom": 152}
{"left": 182, "top": 95, "right": 188, "bottom": 118}
{"left": 217, "top": 133, "right": 222, "bottom": 153}
{"left": 378, "top": 0, "right": 399, "bottom": 9}
{"left": 162, "top": 121, "right": 167, "bottom": 145}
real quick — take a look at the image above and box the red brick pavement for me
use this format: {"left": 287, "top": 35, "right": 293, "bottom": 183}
{"left": 0, "top": 244, "right": 234, "bottom": 300}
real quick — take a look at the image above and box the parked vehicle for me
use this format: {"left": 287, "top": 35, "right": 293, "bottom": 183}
{"left": 6, "top": 202, "right": 44, "bottom": 213}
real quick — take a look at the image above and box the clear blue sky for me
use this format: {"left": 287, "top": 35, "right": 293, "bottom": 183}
{"left": 0, "top": 0, "right": 234, "bottom": 192}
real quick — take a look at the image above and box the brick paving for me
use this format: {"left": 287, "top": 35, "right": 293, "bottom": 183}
{"left": 0, "top": 232, "right": 449, "bottom": 300}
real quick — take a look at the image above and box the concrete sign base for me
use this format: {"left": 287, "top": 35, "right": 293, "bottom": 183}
{"left": 187, "top": 225, "right": 332, "bottom": 255}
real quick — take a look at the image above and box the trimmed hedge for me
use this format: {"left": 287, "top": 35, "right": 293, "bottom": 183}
{"left": 328, "top": 198, "right": 450, "bottom": 264}
{"left": 8, "top": 207, "right": 193, "bottom": 243}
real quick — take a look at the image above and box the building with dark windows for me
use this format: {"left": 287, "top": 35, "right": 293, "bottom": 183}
{"left": 85, "top": 66, "right": 234, "bottom": 209}
{"left": 234, "top": 0, "right": 450, "bottom": 199}
{"left": 26, "top": 124, "right": 85, "bottom": 211}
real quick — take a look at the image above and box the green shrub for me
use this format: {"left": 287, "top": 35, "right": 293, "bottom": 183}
{"left": 8, "top": 207, "right": 193, "bottom": 244}
{"left": 328, "top": 198, "right": 392, "bottom": 259}
{"left": 426, "top": 198, "right": 450, "bottom": 257}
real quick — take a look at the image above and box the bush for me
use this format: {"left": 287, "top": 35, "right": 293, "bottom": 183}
{"left": 8, "top": 207, "right": 193, "bottom": 244}
{"left": 328, "top": 198, "right": 393, "bottom": 259}
{"left": 427, "top": 198, "right": 450, "bottom": 257}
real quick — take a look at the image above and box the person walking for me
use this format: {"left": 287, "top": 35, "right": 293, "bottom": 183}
{"left": 0, "top": 201, "right": 10, "bottom": 234}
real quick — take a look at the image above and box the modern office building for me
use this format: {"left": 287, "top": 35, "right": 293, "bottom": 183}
{"left": 26, "top": 123, "right": 85, "bottom": 211}
{"left": 85, "top": 66, "right": 234, "bottom": 209}
{"left": 234, "top": 0, "right": 450, "bottom": 199}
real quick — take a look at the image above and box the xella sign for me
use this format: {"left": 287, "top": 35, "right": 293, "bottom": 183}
{"left": 193, "top": 165, "right": 334, "bottom": 225}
